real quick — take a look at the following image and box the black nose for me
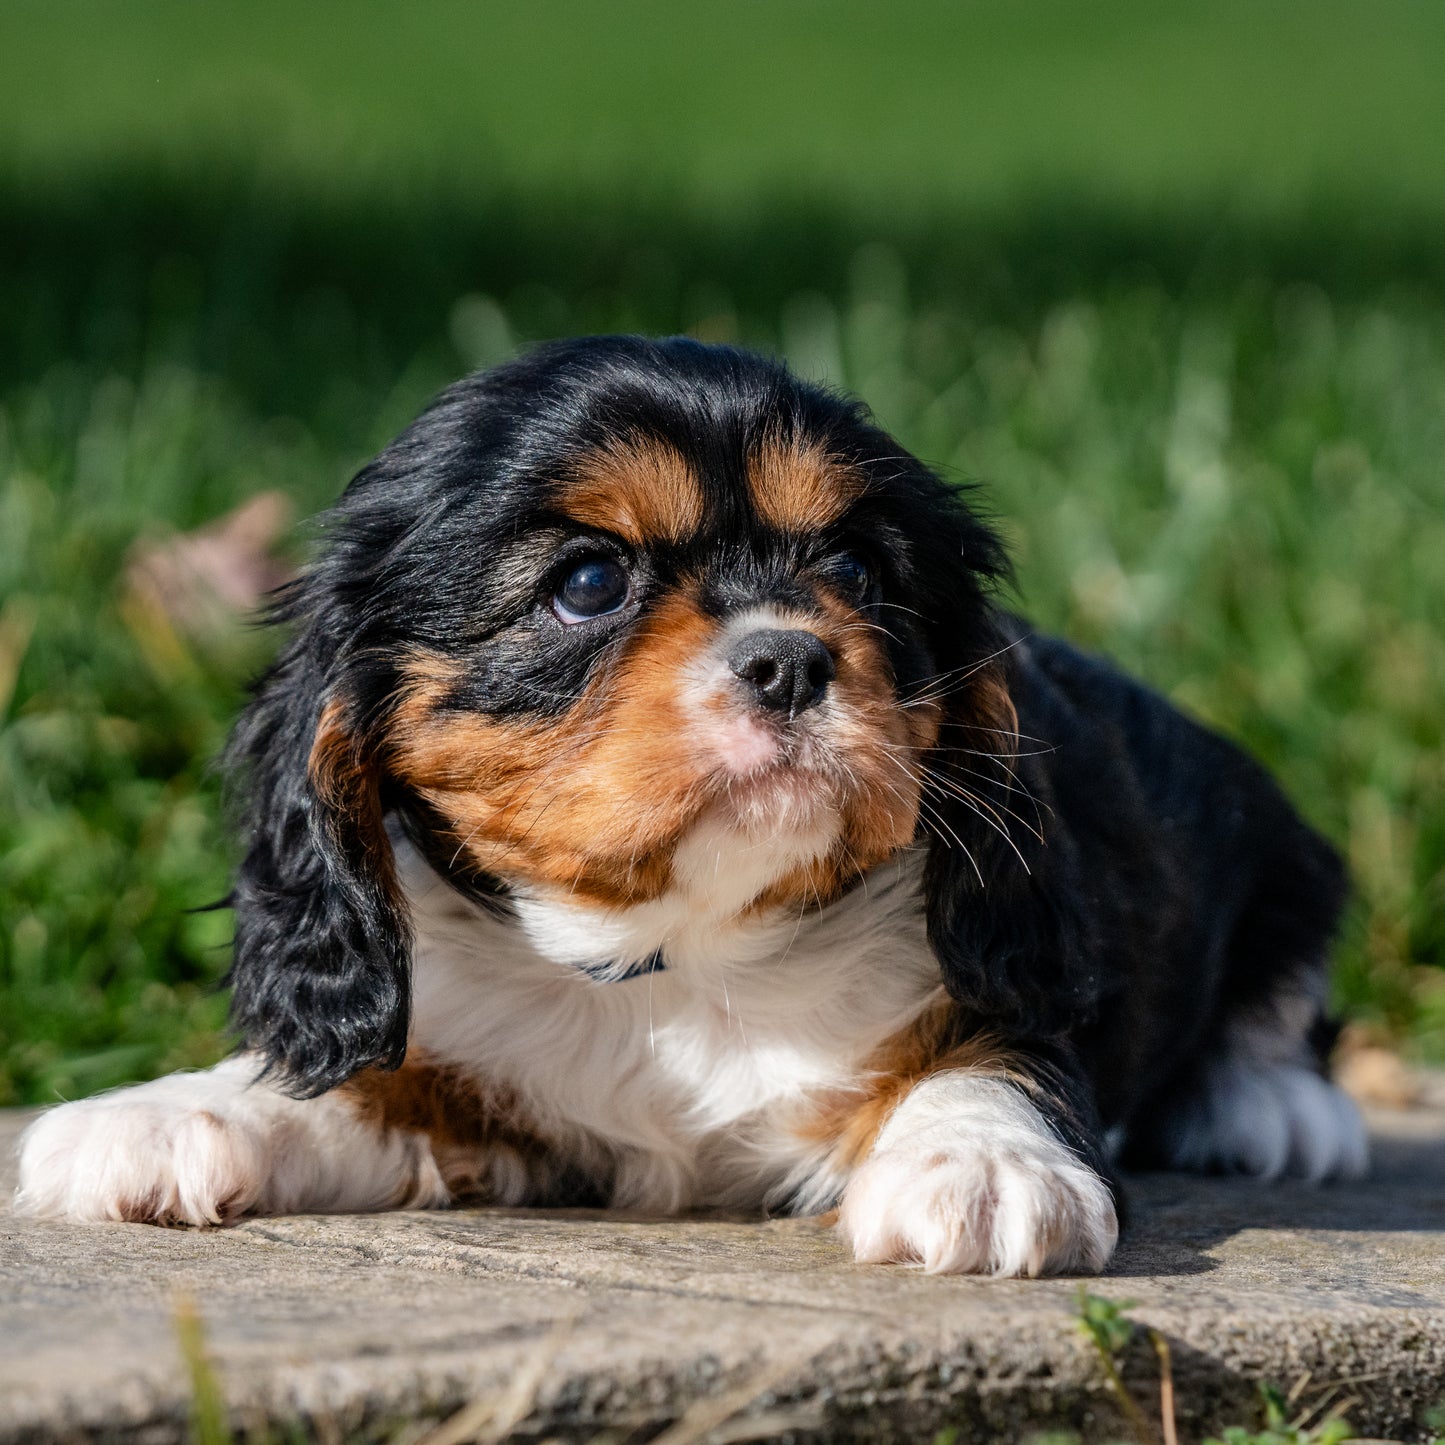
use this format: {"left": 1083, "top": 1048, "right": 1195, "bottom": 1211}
{"left": 728, "top": 628, "right": 836, "bottom": 719}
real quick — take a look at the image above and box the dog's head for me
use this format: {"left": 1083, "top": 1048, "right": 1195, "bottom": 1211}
{"left": 228, "top": 337, "right": 1038, "bottom": 1095}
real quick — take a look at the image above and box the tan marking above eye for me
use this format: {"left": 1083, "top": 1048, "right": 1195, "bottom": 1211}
{"left": 747, "top": 435, "right": 864, "bottom": 533}
{"left": 558, "top": 435, "right": 705, "bottom": 547}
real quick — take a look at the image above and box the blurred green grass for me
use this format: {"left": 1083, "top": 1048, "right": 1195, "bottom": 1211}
{"left": 8, "top": 0, "right": 1445, "bottom": 218}
{"left": 2, "top": 1, "right": 1443, "bottom": 1104}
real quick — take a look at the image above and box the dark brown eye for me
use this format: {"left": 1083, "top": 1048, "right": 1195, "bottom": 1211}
{"left": 553, "top": 557, "right": 630, "bottom": 623}
{"left": 829, "top": 551, "right": 872, "bottom": 600}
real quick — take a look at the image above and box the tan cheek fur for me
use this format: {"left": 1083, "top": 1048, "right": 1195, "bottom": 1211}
{"left": 390, "top": 588, "right": 943, "bottom": 915}
{"left": 746, "top": 589, "right": 941, "bottom": 912}
{"left": 962, "top": 665, "right": 1020, "bottom": 755}
{"left": 388, "top": 596, "right": 722, "bottom": 908}
{"left": 386, "top": 432, "right": 1007, "bottom": 917}
{"left": 738, "top": 439, "right": 938, "bottom": 907}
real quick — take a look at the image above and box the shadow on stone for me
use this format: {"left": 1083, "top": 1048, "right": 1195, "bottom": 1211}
{"left": 1108, "top": 1122, "right": 1445, "bottom": 1281}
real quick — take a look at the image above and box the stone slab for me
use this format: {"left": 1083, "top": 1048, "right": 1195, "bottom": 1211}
{"left": 3, "top": 1100, "right": 1445, "bottom": 1443}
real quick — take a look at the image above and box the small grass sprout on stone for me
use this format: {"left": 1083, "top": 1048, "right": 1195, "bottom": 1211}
{"left": 1075, "top": 1288, "right": 1172, "bottom": 1445}
{"left": 1204, "top": 1380, "right": 1353, "bottom": 1445}
{"left": 1075, "top": 1290, "right": 1367, "bottom": 1445}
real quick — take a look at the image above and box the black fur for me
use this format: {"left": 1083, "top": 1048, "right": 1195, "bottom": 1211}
{"left": 224, "top": 585, "right": 413, "bottom": 1098}
{"left": 224, "top": 334, "right": 1347, "bottom": 1166}
{"left": 926, "top": 628, "right": 1347, "bottom": 1153}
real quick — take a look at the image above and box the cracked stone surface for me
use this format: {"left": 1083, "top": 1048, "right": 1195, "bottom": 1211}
{"left": 3, "top": 1098, "right": 1445, "bottom": 1443}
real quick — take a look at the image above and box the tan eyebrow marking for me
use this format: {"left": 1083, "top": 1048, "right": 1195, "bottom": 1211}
{"left": 557, "top": 434, "right": 705, "bottom": 546}
{"left": 747, "top": 435, "right": 865, "bottom": 532}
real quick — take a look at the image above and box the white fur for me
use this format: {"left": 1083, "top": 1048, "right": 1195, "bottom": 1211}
{"left": 17, "top": 592, "right": 1342, "bottom": 1269}
{"left": 407, "top": 837, "right": 942, "bottom": 1212}
{"left": 8, "top": 535, "right": 1348, "bottom": 1276}
{"left": 681, "top": 604, "right": 853, "bottom": 837}
{"left": 836, "top": 1072, "right": 1119, "bottom": 1277}
{"left": 1155, "top": 994, "right": 1369, "bottom": 1182}
{"left": 14, "top": 1054, "right": 449, "bottom": 1225}
{"left": 509, "top": 803, "right": 840, "bottom": 979}
{"left": 13, "top": 809, "right": 1353, "bottom": 1278}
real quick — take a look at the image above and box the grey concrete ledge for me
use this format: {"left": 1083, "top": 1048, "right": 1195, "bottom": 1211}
{"left": 4, "top": 1101, "right": 1445, "bottom": 1445}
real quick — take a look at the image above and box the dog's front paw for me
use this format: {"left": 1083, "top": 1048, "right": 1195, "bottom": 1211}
{"left": 16, "top": 1079, "right": 271, "bottom": 1226}
{"left": 836, "top": 1082, "right": 1118, "bottom": 1277}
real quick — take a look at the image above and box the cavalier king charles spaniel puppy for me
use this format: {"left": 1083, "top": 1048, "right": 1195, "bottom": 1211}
{"left": 16, "top": 336, "right": 1367, "bottom": 1275}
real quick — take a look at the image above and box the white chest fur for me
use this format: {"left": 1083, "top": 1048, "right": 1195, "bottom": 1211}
{"left": 399, "top": 837, "right": 943, "bottom": 1211}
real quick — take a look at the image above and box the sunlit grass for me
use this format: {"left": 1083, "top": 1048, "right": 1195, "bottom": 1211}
{"left": 6, "top": 0, "right": 1445, "bottom": 220}
{"left": 1, "top": 1, "right": 1442, "bottom": 1103}
{"left": 2, "top": 205, "right": 1442, "bottom": 1103}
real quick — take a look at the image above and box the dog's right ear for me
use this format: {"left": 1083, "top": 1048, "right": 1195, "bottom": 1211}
{"left": 919, "top": 641, "right": 1099, "bottom": 1041}
{"left": 224, "top": 592, "right": 411, "bottom": 1099}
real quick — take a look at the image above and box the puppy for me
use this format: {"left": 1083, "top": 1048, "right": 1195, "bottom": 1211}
{"left": 16, "top": 336, "right": 1367, "bottom": 1275}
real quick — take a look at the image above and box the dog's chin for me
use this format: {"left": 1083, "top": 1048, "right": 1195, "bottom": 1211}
{"left": 703, "top": 711, "right": 836, "bottom": 829}
{"left": 719, "top": 761, "right": 836, "bottom": 838}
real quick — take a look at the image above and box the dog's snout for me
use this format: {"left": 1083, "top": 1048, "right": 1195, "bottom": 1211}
{"left": 728, "top": 628, "right": 835, "bottom": 719}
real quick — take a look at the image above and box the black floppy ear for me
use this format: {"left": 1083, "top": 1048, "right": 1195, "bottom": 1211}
{"left": 224, "top": 617, "right": 410, "bottom": 1098}
{"left": 921, "top": 651, "right": 1096, "bottom": 1039}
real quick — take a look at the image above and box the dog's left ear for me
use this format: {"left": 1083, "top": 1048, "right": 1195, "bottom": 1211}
{"left": 920, "top": 650, "right": 1095, "bottom": 1039}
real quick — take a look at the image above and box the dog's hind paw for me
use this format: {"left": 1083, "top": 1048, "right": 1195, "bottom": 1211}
{"left": 1162, "top": 1061, "right": 1369, "bottom": 1182}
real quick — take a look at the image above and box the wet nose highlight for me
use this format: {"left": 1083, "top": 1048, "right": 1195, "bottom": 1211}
{"left": 727, "top": 628, "right": 836, "bottom": 719}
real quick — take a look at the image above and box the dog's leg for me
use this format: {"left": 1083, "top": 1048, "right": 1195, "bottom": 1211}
{"left": 1127, "top": 818, "right": 1368, "bottom": 1183}
{"left": 834, "top": 1047, "right": 1119, "bottom": 1277}
{"left": 1137, "top": 969, "right": 1368, "bottom": 1182}
{"left": 14, "top": 1055, "right": 460, "bottom": 1225}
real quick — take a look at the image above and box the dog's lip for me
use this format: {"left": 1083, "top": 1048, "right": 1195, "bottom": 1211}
{"left": 701, "top": 706, "right": 789, "bottom": 778}
{"left": 695, "top": 694, "right": 840, "bottom": 815}
{"left": 718, "top": 753, "right": 830, "bottom": 803}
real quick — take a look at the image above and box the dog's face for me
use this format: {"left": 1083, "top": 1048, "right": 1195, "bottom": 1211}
{"left": 387, "top": 438, "right": 927, "bottom": 911}
{"left": 231, "top": 338, "right": 1013, "bottom": 1093}
{"left": 385, "top": 425, "right": 966, "bottom": 918}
